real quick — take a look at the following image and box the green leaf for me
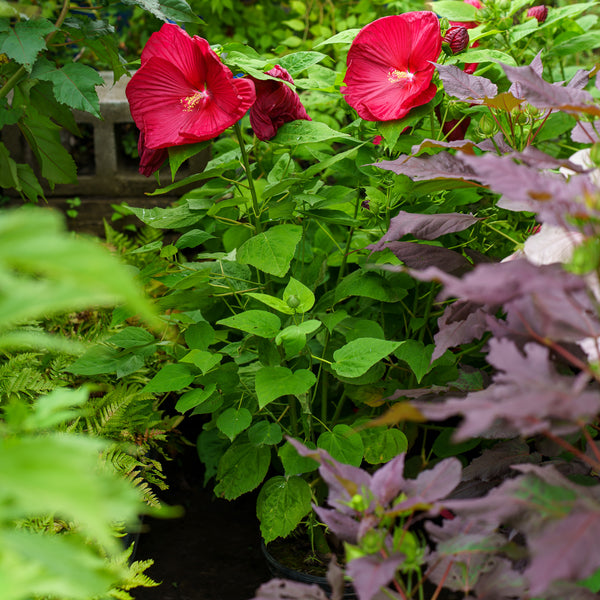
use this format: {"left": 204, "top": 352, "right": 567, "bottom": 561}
{"left": 245, "top": 292, "right": 294, "bottom": 314}
{"left": 120, "top": 0, "right": 199, "bottom": 22}
{"left": 282, "top": 277, "right": 315, "bottom": 313}
{"left": 106, "top": 326, "right": 155, "bottom": 348}
{"left": 19, "top": 109, "right": 77, "bottom": 185}
{"left": 257, "top": 476, "right": 312, "bottom": 543}
{"left": 176, "top": 384, "right": 217, "bottom": 412}
{"left": 0, "top": 19, "right": 54, "bottom": 70}
{"left": 361, "top": 428, "right": 408, "bottom": 464}
{"left": 142, "top": 363, "right": 195, "bottom": 393}
{"left": 547, "top": 32, "right": 600, "bottom": 57}
{"left": 394, "top": 340, "right": 435, "bottom": 383}
{"left": 14, "top": 162, "right": 44, "bottom": 203}
{"left": 278, "top": 51, "right": 327, "bottom": 76}
{"left": 214, "top": 440, "right": 271, "bottom": 499}
{"left": 175, "top": 229, "right": 214, "bottom": 249}
{"left": 180, "top": 349, "right": 222, "bottom": 374}
{"left": 433, "top": 0, "right": 478, "bottom": 21}
{"left": 278, "top": 440, "right": 319, "bottom": 475}
{"left": 332, "top": 338, "right": 401, "bottom": 378}
{"left": 273, "top": 120, "right": 352, "bottom": 145}
{"left": 125, "top": 204, "right": 202, "bottom": 229}
{"left": 454, "top": 49, "right": 517, "bottom": 66}
{"left": 31, "top": 58, "right": 103, "bottom": 118}
{"left": 168, "top": 141, "right": 210, "bottom": 179}
{"left": 432, "top": 428, "right": 480, "bottom": 458}
{"left": 217, "top": 407, "right": 252, "bottom": 441}
{"left": 314, "top": 28, "right": 360, "bottom": 48}
{"left": 255, "top": 366, "right": 317, "bottom": 409}
{"left": 237, "top": 224, "right": 302, "bottom": 277}
{"left": 217, "top": 310, "right": 281, "bottom": 338}
{"left": 317, "top": 424, "right": 364, "bottom": 467}
{"left": 247, "top": 421, "right": 283, "bottom": 446}
{"left": 275, "top": 320, "right": 321, "bottom": 358}
{"left": 0, "top": 141, "right": 18, "bottom": 188}
{"left": 335, "top": 270, "right": 401, "bottom": 303}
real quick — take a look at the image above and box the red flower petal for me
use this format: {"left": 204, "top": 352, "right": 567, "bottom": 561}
{"left": 138, "top": 129, "right": 167, "bottom": 177}
{"left": 126, "top": 24, "right": 256, "bottom": 149}
{"left": 342, "top": 12, "right": 442, "bottom": 122}
{"left": 249, "top": 65, "right": 311, "bottom": 141}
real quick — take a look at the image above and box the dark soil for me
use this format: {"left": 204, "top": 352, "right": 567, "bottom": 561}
{"left": 132, "top": 437, "right": 271, "bottom": 600}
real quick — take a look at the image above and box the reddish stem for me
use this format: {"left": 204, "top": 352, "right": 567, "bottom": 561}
{"left": 543, "top": 429, "right": 600, "bottom": 473}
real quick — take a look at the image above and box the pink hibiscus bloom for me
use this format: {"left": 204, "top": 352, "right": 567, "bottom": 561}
{"left": 342, "top": 12, "right": 442, "bottom": 122}
{"left": 249, "top": 65, "right": 310, "bottom": 141}
{"left": 126, "top": 24, "right": 256, "bottom": 150}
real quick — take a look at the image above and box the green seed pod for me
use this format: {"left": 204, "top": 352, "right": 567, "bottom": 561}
{"left": 361, "top": 529, "right": 384, "bottom": 554}
{"left": 513, "top": 109, "right": 529, "bottom": 126}
{"left": 286, "top": 295, "right": 300, "bottom": 309}
{"left": 478, "top": 113, "right": 498, "bottom": 136}
{"left": 349, "top": 494, "right": 369, "bottom": 512}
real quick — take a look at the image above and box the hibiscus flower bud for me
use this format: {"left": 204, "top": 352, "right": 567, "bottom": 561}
{"left": 478, "top": 114, "right": 498, "bottom": 136}
{"left": 443, "top": 26, "right": 470, "bottom": 54}
{"left": 249, "top": 65, "right": 311, "bottom": 141}
{"left": 527, "top": 5, "right": 548, "bottom": 23}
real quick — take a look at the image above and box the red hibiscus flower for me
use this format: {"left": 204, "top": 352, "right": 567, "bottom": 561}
{"left": 138, "top": 130, "right": 168, "bottom": 177}
{"left": 342, "top": 12, "right": 442, "bottom": 122}
{"left": 126, "top": 24, "right": 256, "bottom": 150}
{"left": 249, "top": 65, "right": 311, "bottom": 141}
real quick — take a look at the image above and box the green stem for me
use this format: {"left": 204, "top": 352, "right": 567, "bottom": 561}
{"left": 337, "top": 189, "right": 362, "bottom": 285}
{"left": 234, "top": 121, "right": 262, "bottom": 234}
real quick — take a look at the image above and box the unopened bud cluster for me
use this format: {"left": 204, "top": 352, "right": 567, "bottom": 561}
{"left": 443, "top": 26, "right": 470, "bottom": 54}
{"left": 527, "top": 5, "right": 548, "bottom": 23}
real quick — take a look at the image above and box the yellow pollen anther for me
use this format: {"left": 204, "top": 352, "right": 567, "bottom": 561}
{"left": 180, "top": 90, "right": 207, "bottom": 112}
{"left": 387, "top": 68, "right": 413, "bottom": 84}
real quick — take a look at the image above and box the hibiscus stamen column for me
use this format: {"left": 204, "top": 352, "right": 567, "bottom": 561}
{"left": 234, "top": 121, "right": 262, "bottom": 234}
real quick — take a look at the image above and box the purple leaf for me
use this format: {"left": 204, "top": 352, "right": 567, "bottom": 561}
{"left": 525, "top": 508, "right": 600, "bottom": 595}
{"left": 435, "top": 63, "right": 498, "bottom": 102}
{"left": 416, "top": 339, "right": 600, "bottom": 439}
{"left": 370, "top": 453, "right": 406, "bottom": 507}
{"left": 346, "top": 553, "right": 405, "bottom": 600}
{"left": 313, "top": 506, "right": 360, "bottom": 544}
{"left": 391, "top": 457, "right": 462, "bottom": 513}
{"left": 461, "top": 439, "right": 541, "bottom": 483}
{"left": 458, "top": 152, "right": 597, "bottom": 225}
{"left": 432, "top": 300, "right": 492, "bottom": 361}
{"left": 502, "top": 63, "right": 600, "bottom": 115}
{"left": 373, "top": 152, "right": 478, "bottom": 182}
{"left": 372, "top": 211, "right": 479, "bottom": 245}
{"left": 373, "top": 241, "right": 473, "bottom": 275}
{"left": 567, "top": 67, "right": 595, "bottom": 90}
{"left": 251, "top": 579, "right": 329, "bottom": 600}
{"left": 411, "top": 138, "right": 480, "bottom": 154}
{"left": 508, "top": 51, "right": 543, "bottom": 98}
{"left": 570, "top": 121, "right": 600, "bottom": 143}
{"left": 326, "top": 558, "right": 345, "bottom": 600}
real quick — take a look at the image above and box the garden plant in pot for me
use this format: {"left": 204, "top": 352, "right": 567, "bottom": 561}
{"left": 116, "top": 1, "right": 600, "bottom": 596}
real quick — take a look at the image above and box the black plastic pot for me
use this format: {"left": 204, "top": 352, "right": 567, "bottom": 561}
{"left": 261, "top": 541, "right": 357, "bottom": 599}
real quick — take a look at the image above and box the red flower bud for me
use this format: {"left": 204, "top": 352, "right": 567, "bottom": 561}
{"left": 443, "top": 26, "right": 470, "bottom": 54}
{"left": 527, "top": 5, "right": 548, "bottom": 23}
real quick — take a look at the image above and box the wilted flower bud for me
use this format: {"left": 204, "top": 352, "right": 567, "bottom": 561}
{"left": 527, "top": 5, "right": 548, "bottom": 23}
{"left": 443, "top": 26, "right": 470, "bottom": 54}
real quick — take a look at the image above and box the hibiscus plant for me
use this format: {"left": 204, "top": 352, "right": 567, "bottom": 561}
{"left": 4, "top": 0, "right": 600, "bottom": 599}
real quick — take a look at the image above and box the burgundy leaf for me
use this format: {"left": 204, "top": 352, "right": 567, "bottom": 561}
{"left": 391, "top": 457, "right": 462, "bottom": 512}
{"left": 313, "top": 506, "right": 360, "bottom": 544}
{"left": 373, "top": 211, "right": 479, "bottom": 245}
{"left": 525, "top": 509, "right": 600, "bottom": 595}
{"left": 461, "top": 439, "right": 541, "bottom": 483}
{"left": 567, "top": 67, "right": 595, "bottom": 90}
{"left": 375, "top": 241, "right": 473, "bottom": 275}
{"left": 508, "top": 51, "right": 543, "bottom": 98}
{"left": 502, "top": 63, "right": 599, "bottom": 115}
{"left": 435, "top": 63, "right": 498, "bottom": 102}
{"left": 251, "top": 578, "right": 329, "bottom": 600}
{"left": 570, "top": 121, "right": 600, "bottom": 143}
{"left": 346, "top": 553, "right": 405, "bottom": 600}
{"left": 476, "top": 133, "right": 512, "bottom": 154}
{"left": 411, "top": 138, "right": 480, "bottom": 154}
{"left": 326, "top": 558, "right": 346, "bottom": 600}
{"left": 458, "top": 152, "right": 597, "bottom": 225}
{"left": 370, "top": 453, "right": 406, "bottom": 507}
{"left": 416, "top": 339, "right": 600, "bottom": 439}
{"left": 542, "top": 581, "right": 600, "bottom": 600}
{"left": 432, "top": 300, "right": 492, "bottom": 360}
{"left": 472, "top": 557, "right": 529, "bottom": 599}
{"left": 373, "top": 152, "right": 478, "bottom": 182}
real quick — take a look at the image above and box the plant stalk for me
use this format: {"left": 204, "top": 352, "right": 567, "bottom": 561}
{"left": 234, "top": 121, "right": 262, "bottom": 234}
